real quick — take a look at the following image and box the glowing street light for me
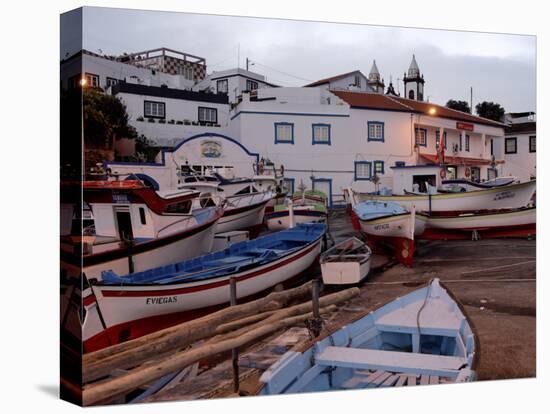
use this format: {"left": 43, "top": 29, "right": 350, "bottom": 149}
{"left": 79, "top": 77, "right": 87, "bottom": 87}
{"left": 428, "top": 107, "right": 437, "bottom": 115}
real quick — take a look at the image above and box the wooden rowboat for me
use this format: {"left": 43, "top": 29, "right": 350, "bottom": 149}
{"left": 320, "top": 237, "right": 372, "bottom": 285}
{"left": 260, "top": 278, "right": 478, "bottom": 394}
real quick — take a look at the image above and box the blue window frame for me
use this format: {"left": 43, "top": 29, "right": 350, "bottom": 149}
{"left": 367, "top": 121, "right": 384, "bottom": 142}
{"left": 415, "top": 128, "right": 427, "bottom": 147}
{"left": 312, "top": 123, "right": 331, "bottom": 145}
{"left": 274, "top": 122, "right": 294, "bottom": 144}
{"left": 354, "top": 161, "right": 372, "bottom": 181}
{"left": 311, "top": 177, "right": 333, "bottom": 207}
{"left": 436, "top": 131, "right": 448, "bottom": 150}
{"left": 283, "top": 177, "right": 295, "bottom": 194}
{"left": 465, "top": 134, "right": 470, "bottom": 152}
{"left": 373, "top": 160, "right": 385, "bottom": 175}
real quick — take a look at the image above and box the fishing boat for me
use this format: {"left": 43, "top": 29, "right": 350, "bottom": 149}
{"left": 81, "top": 223, "right": 326, "bottom": 352}
{"left": 60, "top": 180, "right": 223, "bottom": 279}
{"left": 265, "top": 190, "right": 329, "bottom": 231}
{"left": 352, "top": 201, "right": 426, "bottom": 240}
{"left": 440, "top": 176, "right": 518, "bottom": 193}
{"left": 320, "top": 237, "right": 372, "bottom": 285}
{"left": 260, "top": 278, "right": 478, "bottom": 394}
{"left": 352, "top": 180, "right": 536, "bottom": 212}
{"left": 421, "top": 206, "right": 536, "bottom": 240}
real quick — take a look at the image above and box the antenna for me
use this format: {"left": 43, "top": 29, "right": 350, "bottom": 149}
{"left": 470, "top": 86, "right": 473, "bottom": 114}
{"left": 237, "top": 43, "right": 240, "bottom": 69}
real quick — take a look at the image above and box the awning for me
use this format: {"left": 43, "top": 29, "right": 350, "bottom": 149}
{"left": 420, "top": 153, "right": 492, "bottom": 166}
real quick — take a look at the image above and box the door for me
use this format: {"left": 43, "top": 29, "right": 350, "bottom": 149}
{"left": 446, "top": 165, "right": 458, "bottom": 180}
{"left": 312, "top": 179, "right": 332, "bottom": 207}
{"left": 470, "top": 167, "right": 481, "bottom": 182}
{"left": 116, "top": 210, "right": 134, "bottom": 241}
{"left": 487, "top": 168, "right": 497, "bottom": 181}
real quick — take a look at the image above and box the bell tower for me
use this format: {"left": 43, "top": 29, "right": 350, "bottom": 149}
{"left": 403, "top": 54, "right": 425, "bottom": 101}
{"left": 367, "top": 60, "right": 385, "bottom": 94}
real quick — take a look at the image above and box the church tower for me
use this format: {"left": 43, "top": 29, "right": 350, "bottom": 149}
{"left": 403, "top": 54, "right": 425, "bottom": 101}
{"left": 367, "top": 60, "right": 385, "bottom": 94}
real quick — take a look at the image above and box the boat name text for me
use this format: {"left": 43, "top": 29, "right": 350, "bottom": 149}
{"left": 146, "top": 296, "right": 177, "bottom": 305}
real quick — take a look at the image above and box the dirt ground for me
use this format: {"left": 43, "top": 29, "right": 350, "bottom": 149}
{"left": 328, "top": 208, "right": 536, "bottom": 381}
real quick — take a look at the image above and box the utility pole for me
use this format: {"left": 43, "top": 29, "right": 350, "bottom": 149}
{"left": 246, "top": 57, "right": 249, "bottom": 71}
{"left": 470, "top": 86, "right": 473, "bottom": 114}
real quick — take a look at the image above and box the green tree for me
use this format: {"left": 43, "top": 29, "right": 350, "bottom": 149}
{"left": 475, "top": 101, "right": 505, "bottom": 122}
{"left": 82, "top": 88, "right": 137, "bottom": 149}
{"left": 446, "top": 99, "right": 471, "bottom": 114}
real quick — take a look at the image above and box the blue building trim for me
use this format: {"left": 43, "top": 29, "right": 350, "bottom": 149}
{"left": 373, "top": 160, "right": 385, "bottom": 175}
{"left": 311, "top": 123, "right": 331, "bottom": 145}
{"left": 231, "top": 110, "right": 350, "bottom": 121}
{"left": 367, "top": 121, "right": 385, "bottom": 142}
{"left": 311, "top": 177, "right": 333, "bottom": 207}
{"left": 125, "top": 173, "right": 160, "bottom": 190}
{"left": 354, "top": 161, "right": 372, "bottom": 181}
{"left": 104, "top": 132, "right": 260, "bottom": 174}
{"left": 274, "top": 122, "right": 295, "bottom": 144}
{"left": 415, "top": 127, "right": 428, "bottom": 147}
{"left": 283, "top": 177, "right": 295, "bottom": 194}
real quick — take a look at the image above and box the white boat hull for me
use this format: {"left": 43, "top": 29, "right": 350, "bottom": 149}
{"left": 80, "top": 219, "right": 219, "bottom": 280}
{"left": 216, "top": 201, "right": 268, "bottom": 233}
{"left": 355, "top": 180, "right": 536, "bottom": 212}
{"left": 82, "top": 238, "right": 322, "bottom": 344}
{"left": 321, "top": 259, "right": 371, "bottom": 285}
{"left": 358, "top": 213, "right": 426, "bottom": 240}
{"left": 425, "top": 207, "right": 536, "bottom": 230}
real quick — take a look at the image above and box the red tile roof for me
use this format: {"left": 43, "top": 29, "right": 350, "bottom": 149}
{"left": 304, "top": 71, "right": 362, "bottom": 87}
{"left": 331, "top": 90, "right": 505, "bottom": 128}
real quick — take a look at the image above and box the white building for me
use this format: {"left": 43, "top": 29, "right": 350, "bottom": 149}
{"left": 493, "top": 112, "right": 536, "bottom": 182}
{"left": 60, "top": 48, "right": 207, "bottom": 91}
{"left": 193, "top": 67, "right": 278, "bottom": 104}
{"left": 111, "top": 82, "right": 231, "bottom": 147}
{"left": 102, "top": 54, "right": 511, "bottom": 207}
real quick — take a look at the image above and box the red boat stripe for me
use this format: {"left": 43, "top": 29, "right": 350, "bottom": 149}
{"left": 100, "top": 239, "right": 321, "bottom": 298}
{"left": 83, "top": 295, "right": 96, "bottom": 306}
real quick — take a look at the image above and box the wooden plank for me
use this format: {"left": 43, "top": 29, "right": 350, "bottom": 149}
{"left": 315, "top": 346, "right": 465, "bottom": 377}
{"left": 429, "top": 375, "right": 439, "bottom": 385}
{"left": 370, "top": 371, "right": 392, "bottom": 387}
{"left": 380, "top": 374, "right": 400, "bottom": 387}
{"left": 420, "top": 375, "right": 430, "bottom": 385}
{"left": 406, "top": 375, "right": 417, "bottom": 386}
{"left": 364, "top": 370, "right": 386, "bottom": 384}
{"left": 395, "top": 375, "right": 407, "bottom": 387}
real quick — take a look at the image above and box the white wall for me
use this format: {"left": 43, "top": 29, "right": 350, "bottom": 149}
{"left": 498, "top": 133, "right": 536, "bottom": 181}
{"left": 61, "top": 53, "right": 195, "bottom": 90}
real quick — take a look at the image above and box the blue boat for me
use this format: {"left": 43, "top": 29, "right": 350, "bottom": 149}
{"left": 259, "top": 279, "right": 478, "bottom": 394}
{"left": 352, "top": 200, "right": 409, "bottom": 221}
{"left": 81, "top": 224, "right": 326, "bottom": 352}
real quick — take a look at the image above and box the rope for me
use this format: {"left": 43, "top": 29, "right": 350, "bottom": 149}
{"left": 415, "top": 278, "right": 434, "bottom": 340}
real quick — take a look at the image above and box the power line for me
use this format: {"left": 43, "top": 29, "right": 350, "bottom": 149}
{"left": 250, "top": 61, "right": 313, "bottom": 83}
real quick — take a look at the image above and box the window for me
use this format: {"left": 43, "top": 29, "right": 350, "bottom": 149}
{"left": 274, "top": 122, "right": 294, "bottom": 144}
{"left": 409, "top": 90, "right": 415, "bottom": 100}
{"left": 178, "top": 66, "right": 194, "bottom": 80}
{"left": 246, "top": 79, "right": 259, "bottom": 91}
{"left": 459, "top": 134, "right": 463, "bottom": 151}
{"left": 68, "top": 74, "right": 81, "bottom": 89}
{"left": 198, "top": 107, "right": 217, "bottom": 123}
{"left": 435, "top": 130, "right": 441, "bottom": 149}
{"left": 312, "top": 124, "right": 331, "bottom": 145}
{"left": 354, "top": 75, "right": 361, "bottom": 87}
{"left": 354, "top": 161, "right": 372, "bottom": 180}
{"left": 465, "top": 134, "right": 470, "bottom": 152}
{"left": 106, "top": 77, "right": 118, "bottom": 88}
{"left": 164, "top": 200, "right": 192, "bottom": 214}
{"left": 138, "top": 207, "right": 147, "bottom": 225}
{"left": 444, "top": 132, "right": 447, "bottom": 149}
{"left": 505, "top": 137, "right": 517, "bottom": 154}
{"left": 367, "top": 121, "right": 384, "bottom": 142}
{"left": 85, "top": 73, "right": 99, "bottom": 88}
{"left": 216, "top": 79, "right": 228, "bottom": 94}
{"left": 283, "top": 178, "right": 295, "bottom": 194}
{"left": 529, "top": 136, "right": 536, "bottom": 153}
{"left": 144, "top": 101, "right": 165, "bottom": 118}
{"left": 373, "top": 161, "right": 384, "bottom": 175}
{"left": 415, "top": 128, "right": 427, "bottom": 147}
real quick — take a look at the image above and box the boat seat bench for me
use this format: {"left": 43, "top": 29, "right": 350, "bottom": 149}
{"left": 316, "top": 346, "right": 466, "bottom": 377}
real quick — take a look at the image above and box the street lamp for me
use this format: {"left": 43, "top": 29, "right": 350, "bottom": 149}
{"left": 79, "top": 77, "right": 87, "bottom": 87}
{"left": 428, "top": 107, "right": 436, "bottom": 116}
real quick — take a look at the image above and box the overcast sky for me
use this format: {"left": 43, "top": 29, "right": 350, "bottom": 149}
{"left": 66, "top": 6, "right": 536, "bottom": 112}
